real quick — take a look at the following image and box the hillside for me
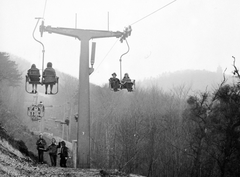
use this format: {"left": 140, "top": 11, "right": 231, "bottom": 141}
{"left": 138, "top": 69, "right": 235, "bottom": 93}
{"left": 0, "top": 53, "right": 144, "bottom": 176}
{"left": 0, "top": 126, "right": 143, "bottom": 177}
{"left": 5, "top": 52, "right": 240, "bottom": 176}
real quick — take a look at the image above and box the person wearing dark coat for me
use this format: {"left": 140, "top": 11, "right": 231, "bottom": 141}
{"left": 43, "top": 62, "right": 56, "bottom": 94}
{"left": 121, "top": 73, "right": 133, "bottom": 92}
{"left": 36, "top": 134, "right": 46, "bottom": 164}
{"left": 109, "top": 72, "right": 121, "bottom": 92}
{"left": 59, "top": 141, "right": 68, "bottom": 167}
{"left": 46, "top": 138, "right": 60, "bottom": 166}
{"left": 27, "top": 64, "right": 40, "bottom": 93}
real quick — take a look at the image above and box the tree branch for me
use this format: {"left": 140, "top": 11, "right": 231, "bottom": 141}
{"left": 232, "top": 56, "right": 240, "bottom": 79}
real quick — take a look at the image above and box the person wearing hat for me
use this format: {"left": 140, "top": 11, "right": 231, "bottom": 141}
{"left": 36, "top": 133, "right": 46, "bottom": 164}
{"left": 109, "top": 72, "right": 121, "bottom": 92}
{"left": 58, "top": 141, "right": 68, "bottom": 167}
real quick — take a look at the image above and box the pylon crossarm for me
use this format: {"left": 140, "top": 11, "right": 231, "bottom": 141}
{"left": 40, "top": 24, "right": 123, "bottom": 40}
{"left": 42, "top": 26, "right": 82, "bottom": 39}
{"left": 89, "top": 30, "right": 123, "bottom": 39}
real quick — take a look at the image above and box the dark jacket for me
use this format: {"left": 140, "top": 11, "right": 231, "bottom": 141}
{"left": 109, "top": 77, "right": 121, "bottom": 89}
{"left": 109, "top": 77, "right": 120, "bottom": 84}
{"left": 59, "top": 146, "right": 68, "bottom": 158}
{"left": 28, "top": 67, "right": 40, "bottom": 82}
{"left": 121, "top": 76, "right": 131, "bottom": 83}
{"left": 46, "top": 143, "right": 60, "bottom": 155}
{"left": 36, "top": 138, "right": 46, "bottom": 151}
{"left": 43, "top": 67, "right": 56, "bottom": 83}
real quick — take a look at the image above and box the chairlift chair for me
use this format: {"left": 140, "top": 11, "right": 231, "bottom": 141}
{"left": 25, "top": 69, "right": 41, "bottom": 94}
{"left": 109, "top": 38, "right": 136, "bottom": 92}
{"left": 25, "top": 18, "right": 59, "bottom": 95}
{"left": 27, "top": 104, "right": 44, "bottom": 121}
{"left": 109, "top": 78, "right": 135, "bottom": 92}
{"left": 25, "top": 72, "right": 59, "bottom": 95}
{"left": 120, "top": 79, "right": 136, "bottom": 92}
{"left": 42, "top": 69, "right": 59, "bottom": 95}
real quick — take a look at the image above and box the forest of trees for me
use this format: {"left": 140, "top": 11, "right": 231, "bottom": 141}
{"left": 0, "top": 52, "right": 26, "bottom": 136}
{"left": 1, "top": 51, "right": 240, "bottom": 176}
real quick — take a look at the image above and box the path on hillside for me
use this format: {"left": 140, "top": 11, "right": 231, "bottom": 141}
{"left": 0, "top": 138, "right": 142, "bottom": 177}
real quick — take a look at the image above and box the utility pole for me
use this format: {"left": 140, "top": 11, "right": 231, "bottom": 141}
{"left": 40, "top": 22, "right": 131, "bottom": 168}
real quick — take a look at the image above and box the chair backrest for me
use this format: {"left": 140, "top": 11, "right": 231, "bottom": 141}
{"left": 44, "top": 69, "right": 55, "bottom": 77}
{"left": 28, "top": 69, "right": 40, "bottom": 76}
{"left": 43, "top": 69, "right": 56, "bottom": 84}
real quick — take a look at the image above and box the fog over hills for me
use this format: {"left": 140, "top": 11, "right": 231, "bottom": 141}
{"left": 138, "top": 67, "right": 236, "bottom": 93}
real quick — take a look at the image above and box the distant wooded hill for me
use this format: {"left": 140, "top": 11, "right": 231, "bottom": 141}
{"left": 138, "top": 69, "right": 236, "bottom": 93}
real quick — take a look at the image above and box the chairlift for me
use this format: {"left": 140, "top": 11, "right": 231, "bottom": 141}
{"left": 109, "top": 38, "right": 135, "bottom": 92}
{"left": 27, "top": 104, "right": 45, "bottom": 121}
{"left": 109, "top": 75, "right": 136, "bottom": 92}
{"left": 25, "top": 18, "right": 59, "bottom": 95}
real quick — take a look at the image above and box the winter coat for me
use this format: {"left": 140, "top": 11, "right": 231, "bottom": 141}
{"left": 36, "top": 138, "right": 46, "bottom": 151}
{"left": 59, "top": 146, "right": 68, "bottom": 159}
{"left": 28, "top": 68, "right": 40, "bottom": 82}
{"left": 43, "top": 67, "right": 56, "bottom": 84}
{"left": 46, "top": 143, "right": 60, "bottom": 155}
{"left": 121, "top": 76, "right": 131, "bottom": 83}
{"left": 109, "top": 77, "right": 120, "bottom": 84}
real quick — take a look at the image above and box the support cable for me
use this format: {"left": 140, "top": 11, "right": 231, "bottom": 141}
{"left": 130, "top": 0, "right": 177, "bottom": 26}
{"left": 94, "top": 39, "right": 119, "bottom": 73}
{"left": 94, "top": 0, "right": 176, "bottom": 74}
{"left": 42, "top": 0, "right": 48, "bottom": 20}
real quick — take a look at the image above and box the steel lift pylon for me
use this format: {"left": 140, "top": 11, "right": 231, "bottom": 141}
{"left": 39, "top": 22, "right": 125, "bottom": 168}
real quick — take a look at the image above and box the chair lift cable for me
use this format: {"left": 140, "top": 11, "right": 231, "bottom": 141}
{"left": 94, "top": 0, "right": 177, "bottom": 74}
{"left": 130, "top": 0, "right": 177, "bottom": 26}
{"left": 42, "top": 0, "right": 48, "bottom": 20}
{"left": 94, "top": 39, "right": 119, "bottom": 73}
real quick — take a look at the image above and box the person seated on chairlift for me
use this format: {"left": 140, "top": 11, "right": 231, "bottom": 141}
{"left": 43, "top": 62, "right": 56, "bottom": 94}
{"left": 27, "top": 64, "right": 40, "bottom": 93}
{"left": 121, "top": 73, "right": 133, "bottom": 92}
{"left": 109, "top": 73, "right": 121, "bottom": 92}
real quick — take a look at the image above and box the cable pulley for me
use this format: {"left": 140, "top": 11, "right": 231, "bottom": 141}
{"left": 120, "top": 26, "right": 132, "bottom": 43}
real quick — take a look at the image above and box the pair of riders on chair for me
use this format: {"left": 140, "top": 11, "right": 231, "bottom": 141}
{"left": 27, "top": 62, "right": 56, "bottom": 94}
{"left": 109, "top": 73, "right": 133, "bottom": 92}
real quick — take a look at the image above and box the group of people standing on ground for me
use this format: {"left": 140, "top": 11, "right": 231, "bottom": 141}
{"left": 36, "top": 134, "right": 69, "bottom": 167}
{"left": 109, "top": 72, "right": 134, "bottom": 92}
{"left": 27, "top": 62, "right": 56, "bottom": 94}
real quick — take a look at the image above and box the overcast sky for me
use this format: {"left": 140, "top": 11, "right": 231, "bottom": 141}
{"left": 1, "top": 0, "right": 240, "bottom": 86}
